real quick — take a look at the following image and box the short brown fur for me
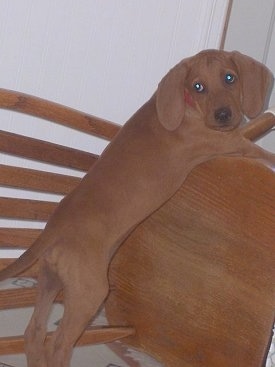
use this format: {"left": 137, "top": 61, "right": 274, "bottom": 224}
{"left": 0, "top": 50, "right": 275, "bottom": 367}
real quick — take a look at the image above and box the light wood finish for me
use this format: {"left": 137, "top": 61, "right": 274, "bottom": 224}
{"left": 0, "top": 228, "right": 42, "bottom": 248}
{"left": 0, "top": 288, "right": 38, "bottom": 310}
{"left": 0, "top": 89, "right": 274, "bottom": 366}
{"left": 0, "top": 88, "right": 120, "bottom": 141}
{"left": 0, "top": 197, "right": 57, "bottom": 221}
{"left": 0, "top": 164, "right": 81, "bottom": 195}
{"left": 0, "top": 130, "right": 97, "bottom": 171}
{"left": 241, "top": 111, "right": 275, "bottom": 140}
{"left": 106, "top": 157, "right": 275, "bottom": 367}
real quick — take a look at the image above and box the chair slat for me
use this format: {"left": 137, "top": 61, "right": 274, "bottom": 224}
{"left": 0, "top": 288, "right": 37, "bottom": 310}
{"left": 0, "top": 164, "right": 81, "bottom": 195}
{"left": 0, "top": 326, "right": 135, "bottom": 355}
{"left": 0, "top": 286, "right": 62, "bottom": 310}
{"left": 0, "top": 89, "right": 133, "bottom": 360}
{"left": 0, "top": 88, "right": 120, "bottom": 140}
{"left": 0, "top": 259, "right": 39, "bottom": 278}
{"left": 0, "top": 197, "right": 57, "bottom": 221}
{"left": 0, "top": 228, "right": 42, "bottom": 248}
{"left": 0, "top": 130, "right": 97, "bottom": 171}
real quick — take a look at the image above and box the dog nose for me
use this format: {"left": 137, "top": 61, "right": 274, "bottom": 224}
{"left": 214, "top": 107, "right": 232, "bottom": 123}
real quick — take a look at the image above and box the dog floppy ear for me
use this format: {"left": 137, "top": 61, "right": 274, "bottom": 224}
{"left": 156, "top": 60, "right": 190, "bottom": 131}
{"left": 231, "top": 51, "right": 273, "bottom": 118}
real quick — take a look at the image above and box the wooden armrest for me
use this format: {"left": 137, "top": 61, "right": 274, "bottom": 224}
{"left": 241, "top": 112, "right": 275, "bottom": 140}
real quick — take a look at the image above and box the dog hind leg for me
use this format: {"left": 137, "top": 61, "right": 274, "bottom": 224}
{"left": 24, "top": 261, "right": 62, "bottom": 367}
{"left": 45, "top": 273, "right": 109, "bottom": 367}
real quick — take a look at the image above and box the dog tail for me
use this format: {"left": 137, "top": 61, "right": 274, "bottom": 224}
{"left": 0, "top": 236, "right": 46, "bottom": 281}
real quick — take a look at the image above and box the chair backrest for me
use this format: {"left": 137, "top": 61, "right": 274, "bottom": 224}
{"left": 0, "top": 89, "right": 137, "bottom": 353}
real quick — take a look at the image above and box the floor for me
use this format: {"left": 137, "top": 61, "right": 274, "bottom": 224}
{"left": 0, "top": 277, "right": 162, "bottom": 367}
{"left": 0, "top": 277, "right": 274, "bottom": 367}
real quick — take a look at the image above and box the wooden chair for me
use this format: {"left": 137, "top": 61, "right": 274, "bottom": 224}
{"left": 0, "top": 88, "right": 274, "bottom": 366}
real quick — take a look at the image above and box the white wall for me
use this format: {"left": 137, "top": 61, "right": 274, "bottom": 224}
{"left": 0, "top": 0, "right": 229, "bottom": 156}
{"left": 0, "top": 0, "right": 230, "bottom": 256}
{"left": 224, "top": 0, "right": 275, "bottom": 152}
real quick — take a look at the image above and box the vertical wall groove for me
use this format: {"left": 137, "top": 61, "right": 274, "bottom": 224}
{"left": 262, "top": 0, "right": 275, "bottom": 64}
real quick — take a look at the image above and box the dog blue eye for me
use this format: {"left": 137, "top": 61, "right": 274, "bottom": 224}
{"left": 225, "top": 73, "right": 235, "bottom": 84}
{"left": 194, "top": 82, "right": 205, "bottom": 93}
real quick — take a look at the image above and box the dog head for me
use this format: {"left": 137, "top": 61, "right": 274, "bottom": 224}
{"left": 156, "top": 49, "right": 273, "bottom": 131}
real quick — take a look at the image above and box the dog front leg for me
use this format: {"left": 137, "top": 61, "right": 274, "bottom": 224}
{"left": 239, "top": 138, "right": 275, "bottom": 171}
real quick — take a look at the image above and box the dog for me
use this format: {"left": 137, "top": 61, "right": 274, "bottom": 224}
{"left": 0, "top": 49, "right": 275, "bottom": 367}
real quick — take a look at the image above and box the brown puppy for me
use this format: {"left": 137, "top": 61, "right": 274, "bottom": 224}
{"left": 0, "top": 50, "right": 275, "bottom": 367}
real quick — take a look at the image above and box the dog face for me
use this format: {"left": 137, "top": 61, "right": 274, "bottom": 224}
{"left": 156, "top": 50, "right": 273, "bottom": 131}
{"left": 183, "top": 51, "right": 246, "bottom": 131}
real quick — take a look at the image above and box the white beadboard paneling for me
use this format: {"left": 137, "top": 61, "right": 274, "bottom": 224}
{"left": 224, "top": 0, "right": 275, "bottom": 152}
{"left": 0, "top": 0, "right": 229, "bottom": 230}
{"left": 224, "top": 0, "right": 275, "bottom": 62}
{"left": 0, "top": 0, "right": 230, "bottom": 164}
{"left": 0, "top": 0, "right": 229, "bottom": 127}
{"left": 262, "top": 20, "right": 275, "bottom": 153}
{"left": 196, "top": 0, "right": 230, "bottom": 50}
